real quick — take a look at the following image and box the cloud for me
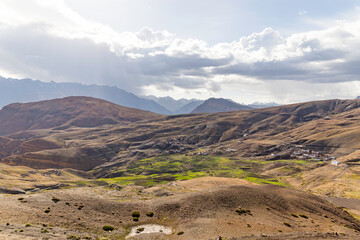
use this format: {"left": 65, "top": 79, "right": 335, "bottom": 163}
{"left": 0, "top": 0, "right": 360, "bottom": 102}
{"left": 299, "top": 10, "right": 307, "bottom": 16}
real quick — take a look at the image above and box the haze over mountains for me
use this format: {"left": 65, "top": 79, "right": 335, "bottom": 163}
{"left": 0, "top": 76, "right": 170, "bottom": 114}
{"left": 0, "top": 76, "right": 279, "bottom": 115}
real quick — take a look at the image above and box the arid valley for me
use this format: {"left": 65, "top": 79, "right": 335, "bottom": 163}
{"left": 0, "top": 97, "right": 360, "bottom": 239}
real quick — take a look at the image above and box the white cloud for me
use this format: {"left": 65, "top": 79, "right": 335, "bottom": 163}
{"left": 299, "top": 10, "right": 307, "bottom": 16}
{"left": 0, "top": 0, "right": 360, "bottom": 103}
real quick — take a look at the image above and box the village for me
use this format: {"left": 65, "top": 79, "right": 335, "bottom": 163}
{"left": 289, "top": 147, "right": 341, "bottom": 166}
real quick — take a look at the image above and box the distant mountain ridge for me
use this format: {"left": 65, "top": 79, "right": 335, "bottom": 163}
{"left": 191, "top": 98, "right": 253, "bottom": 113}
{"left": 247, "top": 102, "right": 280, "bottom": 109}
{"left": 0, "top": 77, "right": 170, "bottom": 114}
{"left": 174, "top": 100, "right": 204, "bottom": 114}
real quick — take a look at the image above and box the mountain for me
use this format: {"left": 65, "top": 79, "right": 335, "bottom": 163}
{"left": 0, "top": 77, "right": 171, "bottom": 114}
{"left": 248, "top": 102, "right": 280, "bottom": 109}
{"left": 0, "top": 96, "right": 161, "bottom": 136}
{"left": 143, "top": 95, "right": 195, "bottom": 113}
{"left": 357, "top": 96, "right": 360, "bottom": 99}
{"left": 2, "top": 97, "right": 359, "bottom": 171}
{"left": 191, "top": 98, "right": 252, "bottom": 113}
{"left": 174, "top": 99, "right": 204, "bottom": 114}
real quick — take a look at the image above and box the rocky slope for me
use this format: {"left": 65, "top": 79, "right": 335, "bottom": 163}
{"left": 0, "top": 177, "right": 359, "bottom": 239}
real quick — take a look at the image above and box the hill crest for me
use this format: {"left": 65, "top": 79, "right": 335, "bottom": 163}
{"left": 0, "top": 96, "right": 161, "bottom": 136}
{"left": 191, "top": 97, "right": 252, "bottom": 113}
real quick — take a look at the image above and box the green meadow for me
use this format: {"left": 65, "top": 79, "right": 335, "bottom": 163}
{"left": 97, "top": 154, "right": 318, "bottom": 187}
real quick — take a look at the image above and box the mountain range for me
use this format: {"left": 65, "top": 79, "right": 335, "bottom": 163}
{"left": 0, "top": 76, "right": 170, "bottom": 114}
{"left": 0, "top": 76, "right": 280, "bottom": 115}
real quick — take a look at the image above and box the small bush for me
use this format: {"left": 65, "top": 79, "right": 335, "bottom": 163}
{"left": 247, "top": 224, "right": 251, "bottom": 228}
{"left": 235, "top": 208, "right": 252, "bottom": 216}
{"left": 17, "top": 197, "right": 24, "bottom": 201}
{"left": 291, "top": 213, "right": 299, "bottom": 218}
{"left": 67, "top": 235, "right": 80, "bottom": 240}
{"left": 44, "top": 208, "right": 50, "bottom": 213}
{"left": 299, "top": 214, "right": 308, "bottom": 219}
{"left": 146, "top": 212, "right": 154, "bottom": 217}
{"left": 19, "top": 229, "right": 23, "bottom": 232}
{"left": 136, "top": 227, "right": 145, "bottom": 233}
{"left": 52, "top": 197, "right": 60, "bottom": 203}
{"left": 25, "top": 223, "right": 31, "bottom": 227}
{"left": 41, "top": 229, "right": 49, "bottom": 233}
{"left": 177, "top": 231, "right": 184, "bottom": 235}
{"left": 133, "top": 217, "right": 139, "bottom": 222}
{"left": 283, "top": 222, "right": 291, "bottom": 227}
{"left": 132, "top": 211, "right": 140, "bottom": 218}
{"left": 102, "top": 225, "right": 114, "bottom": 231}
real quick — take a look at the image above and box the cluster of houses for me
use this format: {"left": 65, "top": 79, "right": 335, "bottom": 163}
{"left": 291, "top": 148, "right": 341, "bottom": 165}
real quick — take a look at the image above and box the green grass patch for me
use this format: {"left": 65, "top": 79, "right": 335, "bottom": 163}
{"left": 99, "top": 154, "right": 312, "bottom": 187}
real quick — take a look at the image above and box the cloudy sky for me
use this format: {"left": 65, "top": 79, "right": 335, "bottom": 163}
{"left": 1, "top": 0, "right": 360, "bottom": 104}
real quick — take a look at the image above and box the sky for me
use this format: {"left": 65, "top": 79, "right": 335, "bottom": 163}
{"left": 0, "top": 0, "right": 360, "bottom": 104}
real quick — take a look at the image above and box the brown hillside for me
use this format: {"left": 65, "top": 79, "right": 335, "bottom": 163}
{"left": 0, "top": 96, "right": 161, "bottom": 136}
{"left": 1, "top": 178, "right": 359, "bottom": 239}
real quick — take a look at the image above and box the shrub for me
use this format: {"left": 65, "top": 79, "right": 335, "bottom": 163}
{"left": 44, "top": 208, "right": 50, "bottom": 213}
{"left": 102, "top": 225, "right": 114, "bottom": 231}
{"left": 177, "top": 231, "right": 184, "bottom": 235}
{"left": 52, "top": 197, "right": 60, "bottom": 203}
{"left": 136, "top": 227, "right": 144, "bottom": 233}
{"left": 25, "top": 223, "right": 31, "bottom": 227}
{"left": 283, "top": 222, "right": 291, "bottom": 227}
{"left": 235, "top": 208, "right": 252, "bottom": 216}
{"left": 299, "top": 214, "right": 308, "bottom": 219}
{"left": 291, "top": 213, "right": 299, "bottom": 218}
{"left": 132, "top": 211, "right": 140, "bottom": 218}
{"left": 17, "top": 197, "right": 24, "bottom": 201}
{"left": 67, "top": 235, "right": 80, "bottom": 240}
{"left": 146, "top": 212, "right": 154, "bottom": 217}
{"left": 133, "top": 217, "right": 139, "bottom": 222}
